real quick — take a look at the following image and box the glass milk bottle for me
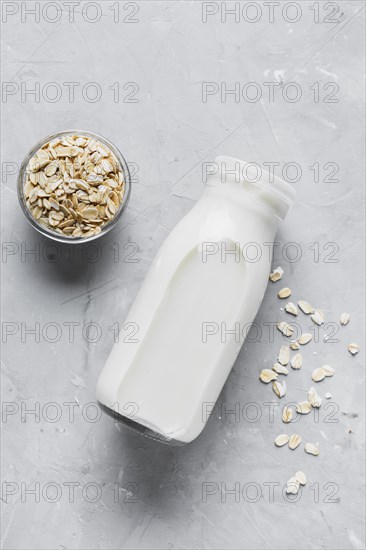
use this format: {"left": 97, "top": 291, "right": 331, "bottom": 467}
{"left": 97, "top": 156, "right": 296, "bottom": 444}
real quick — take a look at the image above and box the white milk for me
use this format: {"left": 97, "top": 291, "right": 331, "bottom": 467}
{"left": 97, "top": 156, "right": 296, "bottom": 443}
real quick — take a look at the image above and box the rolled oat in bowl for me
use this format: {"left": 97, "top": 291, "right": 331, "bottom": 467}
{"left": 18, "top": 131, "right": 131, "bottom": 243}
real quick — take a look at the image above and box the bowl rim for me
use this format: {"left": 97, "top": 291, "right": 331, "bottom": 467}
{"left": 17, "top": 129, "right": 131, "bottom": 244}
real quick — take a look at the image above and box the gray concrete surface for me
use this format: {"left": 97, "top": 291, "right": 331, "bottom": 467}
{"left": 1, "top": 1, "right": 365, "bottom": 549}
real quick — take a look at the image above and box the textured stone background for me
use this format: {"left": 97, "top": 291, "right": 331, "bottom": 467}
{"left": 1, "top": 1, "right": 365, "bottom": 549}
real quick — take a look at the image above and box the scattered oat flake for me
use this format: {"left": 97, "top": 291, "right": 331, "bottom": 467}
{"left": 269, "top": 267, "right": 284, "bottom": 282}
{"left": 285, "top": 302, "right": 298, "bottom": 316}
{"left": 272, "top": 380, "right": 286, "bottom": 398}
{"left": 324, "top": 392, "right": 332, "bottom": 399}
{"left": 298, "top": 300, "right": 314, "bottom": 314}
{"left": 290, "top": 341, "right": 300, "bottom": 350}
{"left": 295, "top": 471, "right": 307, "bottom": 485}
{"left": 278, "top": 287, "right": 291, "bottom": 299}
{"left": 311, "top": 310, "right": 325, "bottom": 325}
{"left": 278, "top": 345, "right": 290, "bottom": 366}
{"left": 308, "top": 387, "right": 322, "bottom": 408}
{"left": 296, "top": 401, "right": 312, "bottom": 415}
{"left": 286, "top": 477, "right": 300, "bottom": 494}
{"left": 340, "top": 312, "right": 350, "bottom": 326}
{"left": 272, "top": 363, "right": 288, "bottom": 375}
{"left": 259, "top": 369, "right": 278, "bottom": 383}
{"left": 298, "top": 333, "right": 313, "bottom": 345}
{"left": 277, "top": 321, "right": 294, "bottom": 337}
{"left": 289, "top": 434, "right": 302, "bottom": 449}
{"left": 348, "top": 343, "right": 359, "bottom": 355}
{"left": 282, "top": 406, "right": 293, "bottom": 423}
{"left": 274, "top": 434, "right": 290, "bottom": 447}
{"left": 322, "top": 364, "right": 334, "bottom": 377}
{"left": 305, "top": 442, "right": 320, "bottom": 456}
{"left": 290, "top": 353, "right": 303, "bottom": 370}
{"left": 312, "top": 367, "right": 326, "bottom": 382}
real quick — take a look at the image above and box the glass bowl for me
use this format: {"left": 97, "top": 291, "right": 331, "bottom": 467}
{"left": 17, "top": 130, "right": 131, "bottom": 244}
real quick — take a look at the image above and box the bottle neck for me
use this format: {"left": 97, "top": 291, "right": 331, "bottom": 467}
{"left": 206, "top": 156, "right": 296, "bottom": 222}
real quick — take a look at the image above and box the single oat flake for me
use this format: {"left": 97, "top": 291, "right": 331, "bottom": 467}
{"left": 305, "top": 442, "right": 320, "bottom": 456}
{"left": 278, "top": 345, "right": 290, "bottom": 366}
{"left": 348, "top": 343, "right": 359, "bottom": 355}
{"left": 312, "top": 367, "right": 326, "bottom": 382}
{"left": 290, "top": 353, "right": 303, "bottom": 370}
{"left": 340, "top": 312, "right": 350, "bottom": 326}
{"left": 269, "top": 267, "right": 284, "bottom": 282}
{"left": 274, "top": 434, "right": 290, "bottom": 447}
{"left": 308, "top": 387, "right": 322, "bottom": 408}
{"left": 288, "top": 433, "right": 302, "bottom": 450}
{"left": 277, "top": 321, "right": 294, "bottom": 337}
{"left": 290, "top": 341, "right": 300, "bottom": 350}
{"left": 272, "top": 363, "right": 289, "bottom": 375}
{"left": 282, "top": 406, "right": 293, "bottom": 423}
{"left": 298, "top": 300, "right": 314, "bottom": 315}
{"left": 285, "top": 302, "right": 298, "bottom": 316}
{"left": 311, "top": 310, "right": 325, "bottom": 325}
{"left": 259, "top": 369, "right": 278, "bottom": 383}
{"left": 286, "top": 477, "right": 300, "bottom": 495}
{"left": 272, "top": 380, "right": 286, "bottom": 398}
{"left": 322, "top": 364, "right": 335, "bottom": 377}
{"left": 296, "top": 401, "right": 312, "bottom": 415}
{"left": 298, "top": 333, "right": 313, "bottom": 345}
{"left": 278, "top": 287, "right": 291, "bottom": 299}
{"left": 295, "top": 471, "right": 307, "bottom": 485}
